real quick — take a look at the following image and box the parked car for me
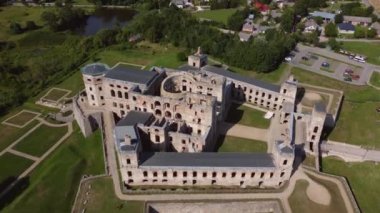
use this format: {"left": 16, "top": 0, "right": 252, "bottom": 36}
{"left": 310, "top": 55, "right": 318, "bottom": 60}
{"left": 344, "top": 76, "right": 352, "bottom": 81}
{"left": 301, "top": 56, "right": 309, "bottom": 61}
{"left": 285, "top": 57, "right": 292, "bottom": 62}
{"left": 321, "top": 62, "right": 329, "bottom": 67}
{"left": 351, "top": 74, "right": 360, "bottom": 80}
{"left": 345, "top": 68, "right": 354, "bottom": 74}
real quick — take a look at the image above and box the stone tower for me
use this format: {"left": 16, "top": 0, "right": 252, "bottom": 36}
{"left": 188, "top": 47, "right": 208, "bottom": 68}
{"left": 306, "top": 103, "right": 327, "bottom": 154}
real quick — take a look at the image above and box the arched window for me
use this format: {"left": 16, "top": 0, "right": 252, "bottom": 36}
{"left": 175, "top": 113, "right": 182, "bottom": 119}
{"left": 155, "top": 109, "right": 162, "bottom": 116}
{"left": 117, "top": 91, "right": 122, "bottom": 98}
{"left": 154, "top": 101, "right": 161, "bottom": 107}
{"left": 111, "top": 90, "right": 115, "bottom": 97}
{"left": 124, "top": 92, "right": 128, "bottom": 99}
{"left": 165, "top": 111, "right": 171, "bottom": 118}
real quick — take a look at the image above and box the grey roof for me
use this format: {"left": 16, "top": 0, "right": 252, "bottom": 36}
{"left": 140, "top": 152, "right": 275, "bottom": 168}
{"left": 202, "top": 65, "right": 281, "bottom": 92}
{"left": 81, "top": 63, "right": 109, "bottom": 76}
{"left": 338, "top": 23, "right": 355, "bottom": 31}
{"left": 105, "top": 64, "right": 158, "bottom": 85}
{"left": 343, "top": 16, "right": 372, "bottom": 23}
{"left": 276, "top": 141, "right": 293, "bottom": 154}
{"left": 116, "top": 111, "right": 153, "bottom": 127}
{"left": 310, "top": 11, "right": 336, "bottom": 20}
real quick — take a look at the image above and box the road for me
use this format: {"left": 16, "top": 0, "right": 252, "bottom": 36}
{"left": 322, "top": 140, "right": 380, "bottom": 162}
{"left": 290, "top": 44, "right": 380, "bottom": 86}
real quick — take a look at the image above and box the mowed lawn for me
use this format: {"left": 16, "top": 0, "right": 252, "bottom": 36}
{"left": 342, "top": 42, "right": 380, "bottom": 65}
{"left": 0, "top": 153, "right": 34, "bottom": 191}
{"left": 13, "top": 124, "right": 68, "bottom": 157}
{"left": 288, "top": 175, "right": 347, "bottom": 213}
{"left": 3, "top": 125, "right": 105, "bottom": 213}
{"left": 43, "top": 89, "right": 69, "bottom": 102}
{"left": 226, "top": 103, "right": 270, "bottom": 128}
{"left": 291, "top": 67, "right": 380, "bottom": 148}
{"left": 3, "top": 111, "right": 37, "bottom": 126}
{"left": 75, "top": 177, "right": 144, "bottom": 213}
{"left": 0, "top": 120, "right": 40, "bottom": 152}
{"left": 370, "top": 72, "right": 380, "bottom": 87}
{"left": 322, "top": 157, "right": 380, "bottom": 213}
{"left": 194, "top": 8, "right": 238, "bottom": 25}
{"left": 94, "top": 42, "right": 184, "bottom": 69}
{"left": 216, "top": 135, "right": 267, "bottom": 152}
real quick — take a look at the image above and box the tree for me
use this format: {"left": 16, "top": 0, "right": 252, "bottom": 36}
{"left": 324, "top": 22, "right": 337, "bottom": 37}
{"left": 280, "top": 8, "right": 295, "bottom": 33}
{"left": 354, "top": 26, "right": 366, "bottom": 38}
{"left": 9, "top": 22, "right": 23, "bottom": 34}
{"left": 335, "top": 14, "right": 343, "bottom": 24}
{"left": 313, "top": 16, "right": 324, "bottom": 25}
{"left": 367, "top": 28, "right": 377, "bottom": 38}
{"left": 41, "top": 11, "right": 59, "bottom": 31}
{"left": 227, "top": 8, "right": 250, "bottom": 31}
{"left": 328, "top": 38, "right": 341, "bottom": 51}
{"left": 25, "top": 21, "right": 38, "bottom": 31}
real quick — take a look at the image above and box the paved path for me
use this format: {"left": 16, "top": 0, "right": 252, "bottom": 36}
{"left": 322, "top": 140, "right": 380, "bottom": 162}
{"left": 220, "top": 122, "right": 268, "bottom": 142}
{"left": 336, "top": 38, "right": 380, "bottom": 42}
{"left": 8, "top": 149, "right": 39, "bottom": 161}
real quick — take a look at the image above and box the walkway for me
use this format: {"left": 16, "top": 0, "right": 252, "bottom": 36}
{"left": 323, "top": 140, "right": 380, "bottom": 162}
{"left": 219, "top": 122, "right": 268, "bottom": 142}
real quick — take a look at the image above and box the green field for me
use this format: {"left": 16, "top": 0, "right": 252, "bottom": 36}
{"left": 291, "top": 67, "right": 380, "bottom": 148}
{"left": 0, "top": 120, "right": 40, "bottom": 152}
{"left": 288, "top": 175, "right": 347, "bottom": 213}
{"left": 216, "top": 135, "right": 267, "bottom": 152}
{"left": 228, "top": 63, "right": 290, "bottom": 84}
{"left": 43, "top": 89, "right": 69, "bottom": 102}
{"left": 226, "top": 103, "right": 270, "bottom": 128}
{"left": 4, "top": 111, "right": 37, "bottom": 126}
{"left": 0, "top": 153, "right": 34, "bottom": 191}
{"left": 2, "top": 125, "right": 104, "bottom": 212}
{"left": 342, "top": 42, "right": 380, "bottom": 65}
{"left": 93, "top": 42, "right": 184, "bottom": 69}
{"left": 75, "top": 177, "right": 144, "bottom": 213}
{"left": 13, "top": 124, "right": 68, "bottom": 157}
{"left": 194, "top": 9, "right": 238, "bottom": 25}
{"left": 323, "top": 157, "right": 380, "bottom": 213}
{"left": 370, "top": 72, "right": 380, "bottom": 87}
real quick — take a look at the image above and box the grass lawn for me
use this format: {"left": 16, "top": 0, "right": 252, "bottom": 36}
{"left": 0, "top": 6, "right": 52, "bottom": 40}
{"left": 75, "top": 177, "right": 144, "bottom": 213}
{"left": 194, "top": 9, "right": 238, "bottom": 25}
{"left": 4, "top": 111, "right": 38, "bottom": 126}
{"left": 13, "top": 124, "right": 68, "bottom": 157}
{"left": 2, "top": 124, "right": 105, "bottom": 212}
{"left": 93, "top": 42, "right": 184, "bottom": 69}
{"left": 370, "top": 72, "right": 380, "bottom": 87}
{"left": 216, "top": 135, "right": 267, "bottom": 152}
{"left": 43, "top": 89, "right": 69, "bottom": 102}
{"left": 291, "top": 67, "right": 380, "bottom": 148}
{"left": 322, "top": 157, "right": 380, "bottom": 213}
{"left": 288, "top": 175, "right": 347, "bottom": 213}
{"left": 0, "top": 153, "right": 34, "bottom": 192}
{"left": 0, "top": 120, "right": 40, "bottom": 152}
{"left": 226, "top": 103, "right": 270, "bottom": 128}
{"left": 342, "top": 42, "right": 380, "bottom": 65}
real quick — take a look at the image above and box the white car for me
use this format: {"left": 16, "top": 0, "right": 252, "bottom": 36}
{"left": 285, "top": 57, "right": 292, "bottom": 62}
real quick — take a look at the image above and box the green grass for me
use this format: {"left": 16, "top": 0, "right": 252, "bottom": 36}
{"left": 0, "top": 6, "right": 52, "bottom": 40}
{"left": 291, "top": 67, "right": 380, "bottom": 148}
{"left": 2, "top": 124, "right": 105, "bottom": 212}
{"left": 13, "top": 124, "right": 68, "bottom": 157}
{"left": 0, "top": 153, "right": 34, "bottom": 190}
{"left": 288, "top": 175, "right": 347, "bottom": 213}
{"left": 216, "top": 135, "right": 267, "bottom": 152}
{"left": 228, "top": 63, "right": 290, "bottom": 84}
{"left": 4, "top": 111, "right": 37, "bottom": 126}
{"left": 342, "top": 42, "right": 380, "bottom": 65}
{"left": 0, "top": 120, "right": 40, "bottom": 152}
{"left": 75, "top": 177, "right": 144, "bottom": 213}
{"left": 94, "top": 42, "right": 184, "bottom": 69}
{"left": 43, "top": 89, "right": 69, "bottom": 102}
{"left": 194, "top": 9, "right": 238, "bottom": 25}
{"left": 323, "top": 157, "right": 380, "bottom": 213}
{"left": 370, "top": 72, "right": 380, "bottom": 87}
{"left": 226, "top": 103, "right": 270, "bottom": 128}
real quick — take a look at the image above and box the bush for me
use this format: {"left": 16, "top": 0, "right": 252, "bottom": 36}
{"left": 324, "top": 22, "right": 337, "bottom": 37}
{"left": 177, "top": 51, "right": 187, "bottom": 62}
{"left": 25, "top": 21, "right": 38, "bottom": 31}
{"left": 9, "top": 22, "right": 23, "bottom": 34}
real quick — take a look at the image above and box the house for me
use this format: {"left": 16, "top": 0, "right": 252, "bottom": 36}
{"left": 371, "top": 22, "right": 380, "bottom": 37}
{"left": 343, "top": 16, "right": 372, "bottom": 26}
{"left": 242, "top": 19, "right": 255, "bottom": 33}
{"left": 170, "top": 0, "right": 193, "bottom": 8}
{"left": 338, "top": 23, "right": 355, "bottom": 34}
{"left": 254, "top": 1, "right": 270, "bottom": 15}
{"left": 304, "top": 19, "right": 319, "bottom": 33}
{"left": 309, "top": 11, "right": 336, "bottom": 22}
{"left": 270, "top": 10, "right": 282, "bottom": 19}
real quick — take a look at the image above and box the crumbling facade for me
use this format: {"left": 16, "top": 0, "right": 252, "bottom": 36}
{"left": 74, "top": 49, "right": 327, "bottom": 189}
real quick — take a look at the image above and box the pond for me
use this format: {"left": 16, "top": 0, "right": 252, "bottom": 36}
{"left": 77, "top": 8, "right": 136, "bottom": 36}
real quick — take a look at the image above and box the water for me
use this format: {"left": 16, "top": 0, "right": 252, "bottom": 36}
{"left": 77, "top": 8, "right": 136, "bottom": 36}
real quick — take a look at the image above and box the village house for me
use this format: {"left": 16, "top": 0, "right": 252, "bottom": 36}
{"left": 343, "top": 16, "right": 372, "bottom": 26}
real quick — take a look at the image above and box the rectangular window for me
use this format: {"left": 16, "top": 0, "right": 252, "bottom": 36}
{"left": 183, "top": 171, "right": 187, "bottom": 177}
{"left": 232, "top": 172, "right": 236, "bottom": 178}
{"left": 126, "top": 159, "right": 131, "bottom": 164}
{"left": 203, "top": 172, "right": 207, "bottom": 178}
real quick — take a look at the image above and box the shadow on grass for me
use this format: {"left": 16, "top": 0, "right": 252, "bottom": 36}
{"left": 0, "top": 176, "right": 30, "bottom": 210}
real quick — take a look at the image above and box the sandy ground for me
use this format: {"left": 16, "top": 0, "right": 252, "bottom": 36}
{"left": 306, "top": 180, "right": 331, "bottom": 205}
